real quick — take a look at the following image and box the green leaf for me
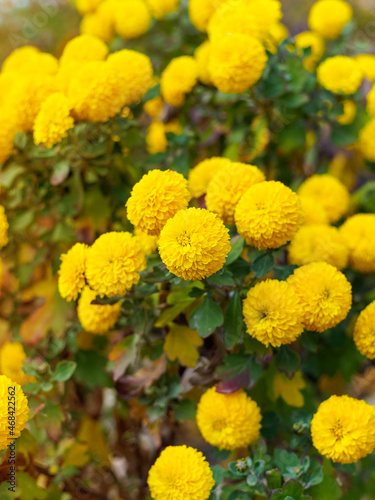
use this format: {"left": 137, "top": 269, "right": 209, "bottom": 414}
{"left": 267, "top": 469, "right": 283, "bottom": 490}
{"left": 190, "top": 295, "right": 224, "bottom": 338}
{"left": 274, "top": 265, "right": 298, "bottom": 281}
{"left": 207, "top": 268, "right": 235, "bottom": 287}
{"left": 274, "top": 450, "right": 300, "bottom": 476}
{"left": 51, "top": 360, "right": 77, "bottom": 382}
{"left": 211, "top": 465, "right": 224, "bottom": 489}
{"left": 251, "top": 252, "right": 275, "bottom": 278}
{"left": 143, "top": 83, "right": 160, "bottom": 101}
{"left": 330, "top": 124, "right": 359, "bottom": 147}
{"left": 278, "top": 122, "right": 306, "bottom": 153}
{"left": 275, "top": 346, "right": 300, "bottom": 378}
{"left": 74, "top": 350, "right": 112, "bottom": 389}
{"left": 0, "top": 164, "right": 25, "bottom": 188}
{"left": 226, "top": 236, "right": 245, "bottom": 266}
{"left": 223, "top": 292, "right": 243, "bottom": 349}
{"left": 174, "top": 399, "right": 197, "bottom": 422}
{"left": 50, "top": 161, "right": 70, "bottom": 186}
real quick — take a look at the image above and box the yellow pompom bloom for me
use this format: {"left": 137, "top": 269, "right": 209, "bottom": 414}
{"left": 188, "top": 0, "right": 225, "bottom": 32}
{"left": 161, "top": 56, "right": 198, "bottom": 107}
{"left": 144, "top": 96, "right": 163, "bottom": 118}
{"left": 2, "top": 46, "right": 58, "bottom": 75}
{"left": 58, "top": 243, "right": 88, "bottom": 302}
{"left": 134, "top": 227, "right": 158, "bottom": 256}
{"left": 195, "top": 41, "right": 212, "bottom": 86}
{"left": 355, "top": 54, "right": 375, "bottom": 82}
{"left": 308, "top": 0, "right": 353, "bottom": 40}
{"left": 113, "top": 0, "right": 151, "bottom": 39}
{"left": 0, "top": 206, "right": 9, "bottom": 249}
{"left": 159, "top": 208, "right": 230, "bottom": 280}
{"left": 288, "top": 262, "right": 352, "bottom": 332}
{"left": 127, "top": 169, "right": 191, "bottom": 236}
{"left": 0, "top": 108, "right": 18, "bottom": 165}
{"left": 209, "top": 33, "right": 267, "bottom": 94}
{"left": 146, "top": 0, "right": 179, "bottom": 18}
{"left": 340, "top": 214, "right": 375, "bottom": 273}
{"left": 188, "top": 157, "right": 231, "bottom": 198}
{"left": 148, "top": 445, "right": 214, "bottom": 500}
{"left": 206, "top": 163, "right": 265, "bottom": 226}
{"left": 298, "top": 174, "right": 349, "bottom": 223}
{"left": 317, "top": 56, "right": 362, "bottom": 95}
{"left": 80, "top": 11, "right": 114, "bottom": 43}
{"left": 269, "top": 22, "right": 289, "bottom": 45}
{"left": 76, "top": 0, "right": 102, "bottom": 14}
{"left": 235, "top": 181, "right": 303, "bottom": 250}
{"left": 288, "top": 225, "right": 349, "bottom": 270}
{"left": 0, "top": 375, "right": 29, "bottom": 450}
{"left": 33, "top": 93, "right": 74, "bottom": 148}
{"left": 300, "top": 196, "right": 329, "bottom": 225}
{"left": 0, "top": 342, "right": 33, "bottom": 386}
{"left": 60, "top": 34, "right": 108, "bottom": 66}
{"left": 243, "top": 279, "right": 304, "bottom": 347}
{"left": 86, "top": 232, "right": 145, "bottom": 297}
{"left": 354, "top": 301, "right": 375, "bottom": 359}
{"left": 77, "top": 286, "right": 121, "bottom": 334}
{"left": 338, "top": 100, "right": 357, "bottom": 125}
{"left": 295, "top": 31, "right": 325, "bottom": 72}
{"left": 359, "top": 119, "right": 375, "bottom": 162}
{"left": 311, "top": 395, "right": 375, "bottom": 464}
{"left": 197, "top": 387, "right": 261, "bottom": 450}
{"left": 146, "top": 121, "right": 167, "bottom": 154}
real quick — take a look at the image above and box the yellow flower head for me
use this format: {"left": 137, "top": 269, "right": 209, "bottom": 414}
{"left": 33, "top": 92, "right": 74, "bottom": 149}
{"left": 127, "top": 169, "right": 191, "bottom": 236}
{"left": 80, "top": 10, "right": 114, "bottom": 43}
{"left": 197, "top": 387, "right": 261, "bottom": 450}
{"left": 300, "top": 196, "right": 329, "bottom": 225}
{"left": 76, "top": 0, "right": 102, "bottom": 14}
{"left": 188, "top": 0, "right": 225, "bottom": 32}
{"left": 340, "top": 214, "right": 375, "bottom": 273}
{"left": 161, "top": 56, "right": 198, "bottom": 107}
{"left": 0, "top": 107, "right": 18, "bottom": 165}
{"left": 148, "top": 445, "right": 214, "bottom": 500}
{"left": 113, "top": 0, "right": 151, "bottom": 39}
{"left": 355, "top": 54, "right": 375, "bottom": 82}
{"left": 308, "top": 0, "right": 353, "bottom": 40}
{"left": 58, "top": 243, "right": 88, "bottom": 302}
{"left": 311, "top": 395, "right": 375, "bottom": 464}
{"left": 0, "top": 375, "right": 29, "bottom": 450}
{"left": 235, "top": 181, "right": 303, "bottom": 250}
{"left": 60, "top": 34, "right": 108, "bottom": 66}
{"left": 354, "top": 301, "right": 375, "bottom": 359}
{"left": 0, "top": 342, "right": 34, "bottom": 386}
{"left": 288, "top": 224, "right": 349, "bottom": 270}
{"left": 159, "top": 208, "right": 230, "bottom": 280}
{"left": 2, "top": 46, "right": 58, "bottom": 75}
{"left": 146, "top": 0, "right": 180, "bottom": 18}
{"left": 295, "top": 31, "right": 325, "bottom": 72}
{"left": 317, "top": 56, "right": 362, "bottom": 95}
{"left": 195, "top": 41, "right": 213, "bottom": 86}
{"left": 269, "top": 22, "right": 289, "bottom": 45}
{"left": 243, "top": 279, "right": 305, "bottom": 347}
{"left": 206, "top": 163, "right": 265, "bottom": 226}
{"left": 86, "top": 232, "right": 145, "bottom": 297}
{"left": 288, "top": 262, "right": 352, "bottom": 332}
{"left": 359, "top": 119, "right": 375, "bottom": 162}
{"left": 144, "top": 96, "right": 164, "bottom": 118}
{"left": 188, "top": 157, "right": 231, "bottom": 198}
{"left": 77, "top": 286, "right": 121, "bottom": 334}
{"left": 146, "top": 121, "right": 167, "bottom": 154}
{"left": 208, "top": 33, "right": 267, "bottom": 94}
{"left": 337, "top": 99, "right": 357, "bottom": 125}
{"left": 298, "top": 174, "right": 349, "bottom": 223}
{"left": 134, "top": 227, "right": 158, "bottom": 256}
{"left": 0, "top": 206, "right": 9, "bottom": 249}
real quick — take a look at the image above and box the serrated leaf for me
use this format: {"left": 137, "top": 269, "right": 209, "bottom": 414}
{"left": 223, "top": 292, "right": 243, "bottom": 349}
{"left": 174, "top": 398, "right": 197, "bottom": 422}
{"left": 275, "top": 346, "right": 300, "bottom": 378}
{"left": 164, "top": 324, "right": 203, "bottom": 367}
{"left": 251, "top": 252, "right": 275, "bottom": 278}
{"left": 190, "top": 295, "right": 223, "bottom": 338}
{"left": 51, "top": 360, "right": 77, "bottom": 382}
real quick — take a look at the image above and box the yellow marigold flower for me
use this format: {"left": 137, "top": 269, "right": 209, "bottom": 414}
{"left": 355, "top": 54, "right": 375, "bottom": 81}
{"left": 206, "top": 163, "right": 265, "bottom": 226}
{"left": 317, "top": 56, "right": 362, "bottom": 95}
{"left": 311, "top": 395, "right": 375, "bottom": 464}
{"left": 77, "top": 286, "right": 121, "bottom": 334}
{"left": 2, "top": 46, "right": 58, "bottom": 75}
{"left": 195, "top": 41, "right": 212, "bottom": 86}
{"left": 340, "top": 214, "right": 375, "bottom": 273}
{"left": 107, "top": 49, "right": 153, "bottom": 105}
{"left": 235, "top": 181, "right": 303, "bottom": 250}
{"left": 354, "top": 301, "right": 375, "bottom": 359}
{"left": 58, "top": 243, "right": 88, "bottom": 302}
{"left": 76, "top": 0, "right": 102, "bottom": 14}
{"left": 288, "top": 225, "right": 349, "bottom": 270}
{"left": 338, "top": 100, "right": 357, "bottom": 125}
{"left": 287, "top": 262, "right": 352, "bottom": 332}
{"left": 144, "top": 96, "right": 164, "bottom": 118}
{"left": 134, "top": 227, "right": 158, "bottom": 256}
{"left": 188, "top": 157, "right": 231, "bottom": 198}
{"left": 0, "top": 375, "right": 29, "bottom": 450}
{"left": 188, "top": 0, "right": 225, "bottom": 32}
{"left": 359, "top": 119, "right": 375, "bottom": 162}
{"left": 300, "top": 196, "right": 329, "bottom": 225}
{"left": 146, "top": 0, "right": 179, "bottom": 18}
{"left": 208, "top": 0, "right": 282, "bottom": 43}
{"left": 196, "top": 387, "right": 261, "bottom": 450}
{"left": 126, "top": 169, "right": 191, "bottom": 236}
{"left": 60, "top": 34, "right": 108, "bottom": 66}
{"left": 243, "top": 279, "right": 304, "bottom": 347}
{"left": 33, "top": 93, "right": 74, "bottom": 149}
{"left": 298, "top": 174, "right": 349, "bottom": 223}
{"left": 0, "top": 108, "right": 17, "bottom": 165}
{"left": 161, "top": 56, "right": 198, "bottom": 107}
{"left": 269, "top": 22, "right": 289, "bottom": 45}
{"left": 0, "top": 206, "right": 9, "bottom": 249}
{"left": 0, "top": 342, "right": 34, "bottom": 386}
{"left": 86, "top": 232, "right": 145, "bottom": 297}
{"left": 209, "top": 33, "right": 267, "bottom": 94}
{"left": 146, "top": 121, "right": 167, "bottom": 154}
{"left": 80, "top": 11, "right": 114, "bottom": 43}
{"left": 159, "top": 208, "right": 230, "bottom": 280}
{"left": 113, "top": 0, "right": 151, "bottom": 39}
{"left": 308, "top": 0, "right": 353, "bottom": 40}
{"left": 148, "top": 445, "right": 214, "bottom": 500}
{"left": 295, "top": 31, "right": 325, "bottom": 72}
